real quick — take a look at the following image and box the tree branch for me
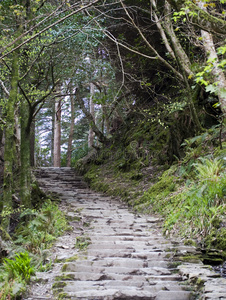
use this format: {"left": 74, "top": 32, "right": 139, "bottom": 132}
{"left": 76, "top": 87, "right": 108, "bottom": 144}
{"left": 167, "top": 0, "right": 226, "bottom": 35}
{"left": 0, "top": 0, "right": 101, "bottom": 61}
{"left": 119, "top": 0, "right": 183, "bottom": 80}
{"left": 0, "top": 79, "right": 10, "bottom": 96}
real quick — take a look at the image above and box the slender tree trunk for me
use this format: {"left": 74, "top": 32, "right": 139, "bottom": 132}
{"left": 51, "top": 100, "right": 55, "bottom": 166}
{"left": 157, "top": 1, "right": 202, "bottom": 132}
{"left": 20, "top": 99, "right": 32, "bottom": 208}
{"left": 30, "top": 120, "right": 35, "bottom": 167}
{"left": 53, "top": 97, "right": 61, "bottom": 167}
{"left": 14, "top": 103, "right": 21, "bottom": 167}
{"left": 88, "top": 82, "right": 95, "bottom": 148}
{"left": 2, "top": 50, "right": 19, "bottom": 231}
{"left": 0, "top": 129, "right": 4, "bottom": 185}
{"left": 76, "top": 88, "right": 108, "bottom": 144}
{"left": 163, "top": 1, "right": 192, "bottom": 77}
{"left": 151, "top": 0, "right": 175, "bottom": 60}
{"left": 66, "top": 91, "right": 75, "bottom": 167}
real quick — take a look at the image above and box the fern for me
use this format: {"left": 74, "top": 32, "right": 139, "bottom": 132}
{"left": 194, "top": 157, "right": 224, "bottom": 181}
{"left": 3, "top": 252, "right": 35, "bottom": 282}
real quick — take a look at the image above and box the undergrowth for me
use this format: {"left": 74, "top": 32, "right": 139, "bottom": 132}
{"left": 0, "top": 200, "right": 69, "bottom": 299}
{"left": 163, "top": 158, "right": 226, "bottom": 237}
{"left": 136, "top": 132, "right": 226, "bottom": 254}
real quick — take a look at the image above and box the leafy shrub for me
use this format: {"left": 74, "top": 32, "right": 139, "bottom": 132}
{"left": 15, "top": 200, "right": 69, "bottom": 252}
{"left": 0, "top": 251, "right": 34, "bottom": 299}
{"left": 3, "top": 251, "right": 35, "bottom": 282}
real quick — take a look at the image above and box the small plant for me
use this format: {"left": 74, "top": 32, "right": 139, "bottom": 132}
{"left": 194, "top": 157, "right": 224, "bottom": 182}
{"left": 0, "top": 252, "right": 35, "bottom": 300}
{"left": 75, "top": 236, "right": 91, "bottom": 251}
{"left": 15, "top": 200, "right": 69, "bottom": 252}
{"left": 3, "top": 251, "right": 35, "bottom": 282}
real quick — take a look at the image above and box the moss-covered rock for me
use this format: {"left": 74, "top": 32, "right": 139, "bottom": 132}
{"left": 204, "top": 228, "right": 226, "bottom": 258}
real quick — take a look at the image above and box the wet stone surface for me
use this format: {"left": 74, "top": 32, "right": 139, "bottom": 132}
{"left": 23, "top": 168, "right": 226, "bottom": 300}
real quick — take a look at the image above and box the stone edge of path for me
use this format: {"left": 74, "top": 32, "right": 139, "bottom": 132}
{"left": 178, "top": 263, "right": 226, "bottom": 299}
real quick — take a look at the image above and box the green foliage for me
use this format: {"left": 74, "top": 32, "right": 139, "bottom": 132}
{"left": 193, "top": 157, "right": 224, "bottom": 182}
{"left": 140, "top": 153, "right": 226, "bottom": 243}
{"left": 15, "top": 200, "right": 69, "bottom": 252}
{"left": 194, "top": 44, "right": 226, "bottom": 97}
{"left": 0, "top": 199, "right": 70, "bottom": 298}
{"left": 3, "top": 251, "right": 35, "bottom": 282}
{"left": 0, "top": 251, "right": 34, "bottom": 299}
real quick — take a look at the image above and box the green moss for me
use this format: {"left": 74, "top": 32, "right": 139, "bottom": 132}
{"left": 204, "top": 228, "right": 226, "bottom": 255}
{"left": 61, "top": 264, "right": 68, "bottom": 272}
{"left": 134, "top": 174, "right": 177, "bottom": 209}
{"left": 178, "top": 255, "right": 201, "bottom": 263}
{"left": 65, "top": 255, "right": 79, "bottom": 262}
{"left": 31, "top": 181, "right": 47, "bottom": 208}
{"left": 58, "top": 292, "right": 71, "bottom": 300}
{"left": 66, "top": 215, "right": 81, "bottom": 222}
{"left": 55, "top": 274, "right": 75, "bottom": 281}
{"left": 52, "top": 282, "right": 67, "bottom": 289}
{"left": 164, "top": 253, "right": 172, "bottom": 259}
{"left": 53, "top": 288, "right": 63, "bottom": 295}
{"left": 147, "top": 176, "right": 177, "bottom": 196}
{"left": 184, "top": 239, "right": 196, "bottom": 247}
{"left": 168, "top": 261, "right": 182, "bottom": 269}
{"left": 194, "top": 277, "right": 205, "bottom": 288}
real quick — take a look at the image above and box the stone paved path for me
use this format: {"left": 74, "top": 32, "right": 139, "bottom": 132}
{"left": 24, "top": 167, "right": 226, "bottom": 300}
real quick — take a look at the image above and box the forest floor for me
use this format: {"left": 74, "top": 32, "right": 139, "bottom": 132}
{"left": 24, "top": 167, "right": 226, "bottom": 300}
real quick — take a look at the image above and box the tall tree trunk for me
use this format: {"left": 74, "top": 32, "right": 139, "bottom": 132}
{"left": 88, "top": 82, "right": 95, "bottom": 148}
{"left": 2, "top": 50, "right": 19, "bottom": 231}
{"left": 102, "top": 105, "right": 110, "bottom": 135}
{"left": 66, "top": 91, "right": 75, "bottom": 167}
{"left": 14, "top": 103, "right": 21, "bottom": 167}
{"left": 20, "top": 100, "right": 32, "bottom": 208}
{"left": 197, "top": 1, "right": 226, "bottom": 116}
{"left": 51, "top": 100, "right": 55, "bottom": 166}
{"left": 53, "top": 97, "right": 61, "bottom": 167}
{"left": 30, "top": 120, "right": 35, "bottom": 167}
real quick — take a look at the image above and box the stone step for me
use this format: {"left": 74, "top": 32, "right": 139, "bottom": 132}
{"left": 56, "top": 288, "right": 191, "bottom": 300}
{"left": 62, "top": 263, "right": 180, "bottom": 279}
{"left": 60, "top": 280, "right": 191, "bottom": 294}
{"left": 61, "top": 288, "right": 157, "bottom": 299}
{"left": 25, "top": 296, "right": 52, "bottom": 300}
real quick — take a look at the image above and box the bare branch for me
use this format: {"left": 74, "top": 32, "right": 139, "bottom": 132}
{"left": 0, "top": 79, "right": 10, "bottom": 96}
{"left": 0, "top": 117, "right": 6, "bottom": 125}
{"left": 119, "top": 0, "right": 183, "bottom": 80}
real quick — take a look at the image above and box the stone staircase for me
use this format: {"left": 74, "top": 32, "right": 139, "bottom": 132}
{"left": 24, "top": 167, "right": 226, "bottom": 300}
